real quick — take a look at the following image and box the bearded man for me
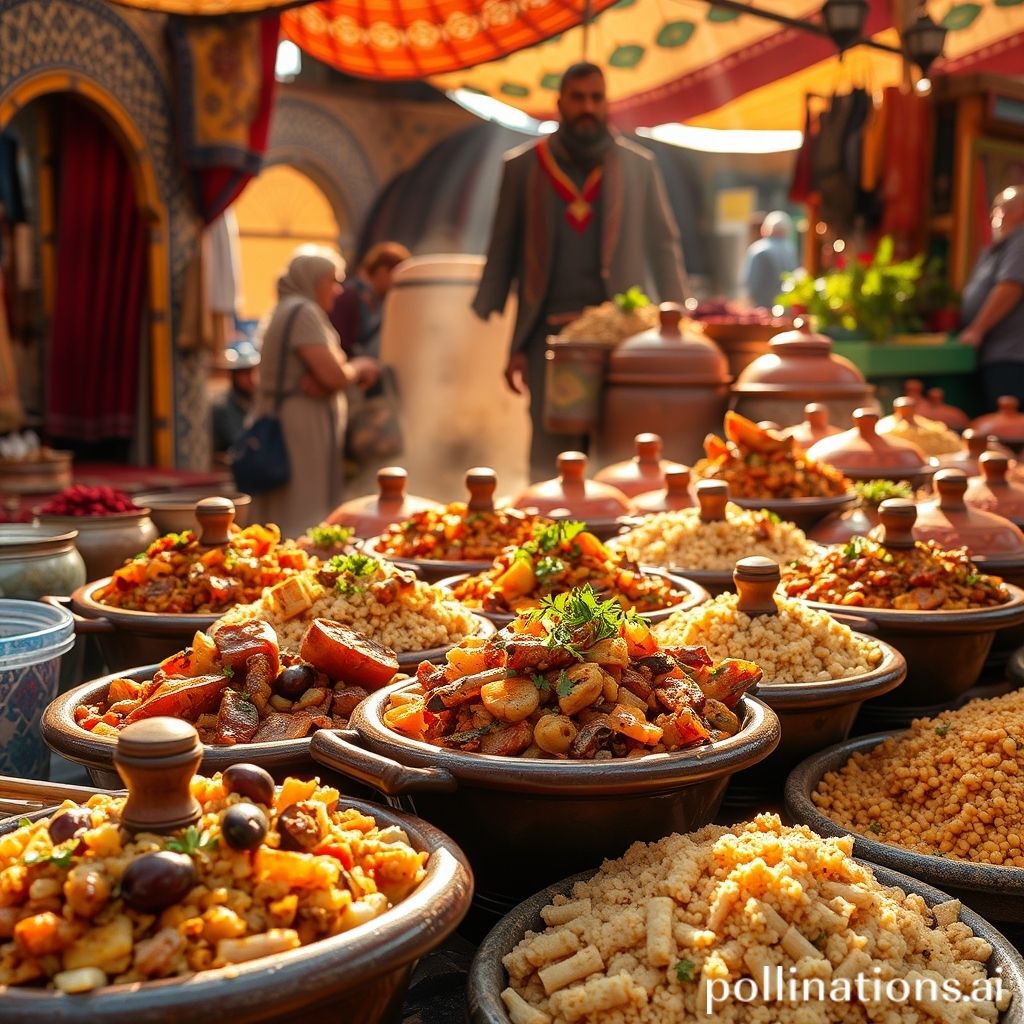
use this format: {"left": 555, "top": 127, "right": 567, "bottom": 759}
{"left": 472, "top": 62, "right": 688, "bottom": 480}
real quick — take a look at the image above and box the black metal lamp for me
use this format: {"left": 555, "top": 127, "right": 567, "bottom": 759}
{"left": 821, "top": 0, "right": 870, "bottom": 52}
{"left": 902, "top": 9, "right": 947, "bottom": 76}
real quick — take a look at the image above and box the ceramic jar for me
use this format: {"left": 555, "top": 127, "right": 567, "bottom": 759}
{"left": 632, "top": 466, "right": 696, "bottom": 514}
{"left": 965, "top": 452, "right": 1024, "bottom": 528}
{"left": 784, "top": 403, "right": 843, "bottom": 448}
{"left": 593, "top": 433, "right": 682, "bottom": 497}
{"left": 34, "top": 509, "right": 159, "bottom": 581}
{"left": 971, "top": 396, "right": 1024, "bottom": 454}
{"left": 0, "top": 525, "right": 86, "bottom": 599}
{"left": 807, "top": 409, "right": 931, "bottom": 486}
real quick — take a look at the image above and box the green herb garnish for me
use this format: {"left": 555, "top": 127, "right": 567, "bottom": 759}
{"left": 17, "top": 817, "right": 31, "bottom": 829}
{"left": 855, "top": 479, "right": 913, "bottom": 507}
{"left": 935, "top": 723, "right": 951, "bottom": 737}
{"left": 531, "top": 673, "right": 551, "bottom": 694}
{"left": 164, "top": 530, "right": 194, "bottom": 549}
{"left": 222, "top": 664, "right": 235, "bottom": 679}
{"left": 614, "top": 286, "right": 651, "bottom": 314}
{"left": 165, "top": 825, "right": 218, "bottom": 856}
{"left": 674, "top": 959, "right": 696, "bottom": 983}
{"left": 761, "top": 509, "right": 782, "bottom": 525}
{"left": 525, "top": 584, "right": 639, "bottom": 659}
{"left": 842, "top": 536, "right": 871, "bottom": 561}
{"left": 24, "top": 841, "right": 77, "bottom": 869}
{"left": 535, "top": 556, "right": 567, "bottom": 580}
{"left": 868, "top": 822, "right": 882, "bottom": 835}
{"left": 307, "top": 524, "right": 354, "bottom": 548}
{"left": 326, "top": 553, "right": 380, "bottom": 594}
{"left": 555, "top": 671, "right": 574, "bottom": 698}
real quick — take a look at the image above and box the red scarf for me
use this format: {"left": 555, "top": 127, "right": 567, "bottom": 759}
{"left": 536, "top": 137, "right": 603, "bottom": 233}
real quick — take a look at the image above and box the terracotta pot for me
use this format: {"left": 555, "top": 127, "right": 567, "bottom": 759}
{"left": 876, "top": 397, "right": 964, "bottom": 458}
{"left": 930, "top": 427, "right": 1009, "bottom": 477}
{"left": 808, "top": 501, "right": 880, "bottom": 545}
{"left": 467, "top": 862, "right": 1024, "bottom": 1023}
{"left": 542, "top": 339, "right": 609, "bottom": 434}
{"left": 923, "top": 386, "right": 970, "bottom": 431}
{"left": 783, "top": 402, "right": 843, "bottom": 448}
{"left": 34, "top": 508, "right": 159, "bottom": 580}
{"left": 966, "top": 452, "right": 1024, "bottom": 528}
{"left": 971, "top": 395, "right": 1024, "bottom": 454}
{"left": 807, "top": 408, "right": 932, "bottom": 486}
{"left": 786, "top": 733, "right": 1024, "bottom": 924}
{"left": 597, "top": 304, "right": 731, "bottom": 466}
{"left": 630, "top": 465, "right": 695, "bottom": 514}
{"left": 434, "top": 570, "right": 708, "bottom": 627}
{"left": 730, "top": 324, "right": 875, "bottom": 429}
{"left": 592, "top": 433, "right": 683, "bottom": 497}
{"left": 325, "top": 467, "right": 442, "bottom": 539}
{"left": 309, "top": 682, "right": 779, "bottom": 915}
{"left": 697, "top": 319, "right": 782, "bottom": 378}
{"left": 132, "top": 489, "right": 252, "bottom": 535}
{"left": 512, "top": 451, "right": 636, "bottom": 539}
{"left": 0, "top": 792, "right": 472, "bottom": 1023}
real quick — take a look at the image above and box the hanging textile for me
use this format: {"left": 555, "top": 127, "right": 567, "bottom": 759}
{"left": 47, "top": 101, "right": 146, "bottom": 442}
{"left": 168, "top": 13, "right": 280, "bottom": 224}
{"left": 880, "top": 86, "right": 933, "bottom": 258}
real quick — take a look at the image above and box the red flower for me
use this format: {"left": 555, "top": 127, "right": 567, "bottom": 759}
{"left": 834, "top": 255, "right": 847, "bottom": 271}
{"left": 857, "top": 252, "right": 873, "bottom": 267}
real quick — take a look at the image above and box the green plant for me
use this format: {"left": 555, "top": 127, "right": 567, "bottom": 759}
{"left": 776, "top": 237, "right": 926, "bottom": 341}
{"left": 613, "top": 286, "right": 650, "bottom": 313}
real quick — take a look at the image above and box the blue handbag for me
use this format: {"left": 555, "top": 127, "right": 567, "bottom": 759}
{"left": 228, "top": 305, "right": 300, "bottom": 496}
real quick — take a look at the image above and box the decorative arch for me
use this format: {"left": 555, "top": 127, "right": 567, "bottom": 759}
{"left": 0, "top": 0, "right": 200, "bottom": 467}
{"left": 265, "top": 96, "right": 379, "bottom": 255}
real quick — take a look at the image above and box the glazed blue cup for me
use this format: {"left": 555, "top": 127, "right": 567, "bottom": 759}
{"left": 0, "top": 599, "right": 75, "bottom": 780}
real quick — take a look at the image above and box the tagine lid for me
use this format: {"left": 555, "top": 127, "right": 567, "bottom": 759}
{"left": 785, "top": 402, "right": 843, "bottom": 447}
{"left": 806, "top": 408, "right": 930, "bottom": 475}
{"left": 964, "top": 452, "right": 1024, "bottom": 526}
{"left": 325, "top": 467, "right": 443, "bottom": 537}
{"left": 607, "top": 304, "right": 729, "bottom": 383}
{"left": 593, "top": 433, "right": 684, "bottom": 497}
{"left": 733, "top": 322, "right": 867, "bottom": 393}
{"left": 513, "top": 452, "right": 636, "bottom": 521}
{"left": 632, "top": 465, "right": 695, "bottom": 513}
{"left": 971, "top": 396, "right": 1024, "bottom": 442}
{"left": 915, "top": 468, "right": 1024, "bottom": 560}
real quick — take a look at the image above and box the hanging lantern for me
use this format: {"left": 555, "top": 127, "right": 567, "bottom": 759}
{"left": 902, "top": 9, "right": 947, "bottom": 76}
{"left": 821, "top": 0, "right": 869, "bottom": 53}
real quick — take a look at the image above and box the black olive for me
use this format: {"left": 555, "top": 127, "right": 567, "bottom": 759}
{"left": 274, "top": 664, "right": 316, "bottom": 701}
{"left": 277, "top": 802, "right": 324, "bottom": 852}
{"left": 121, "top": 852, "right": 196, "bottom": 912}
{"left": 222, "top": 763, "right": 275, "bottom": 806}
{"left": 48, "top": 807, "right": 92, "bottom": 845}
{"left": 221, "top": 804, "right": 268, "bottom": 851}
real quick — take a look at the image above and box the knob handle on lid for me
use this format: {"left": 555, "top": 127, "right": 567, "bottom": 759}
{"left": 927, "top": 387, "right": 945, "bottom": 403}
{"left": 934, "top": 468, "right": 968, "bottom": 509}
{"left": 980, "top": 451, "right": 1010, "bottom": 485}
{"left": 904, "top": 379, "right": 924, "bottom": 398}
{"left": 657, "top": 303, "right": 683, "bottom": 334}
{"left": 634, "top": 433, "right": 662, "bottom": 463}
{"left": 377, "top": 466, "right": 408, "bottom": 500}
{"left": 556, "top": 451, "right": 588, "bottom": 483}
{"left": 194, "top": 497, "right": 235, "bottom": 546}
{"left": 805, "top": 403, "right": 829, "bottom": 429}
{"left": 465, "top": 467, "right": 497, "bottom": 512}
{"left": 998, "top": 395, "right": 1019, "bottom": 413}
{"left": 854, "top": 408, "right": 880, "bottom": 439}
{"left": 696, "top": 479, "right": 728, "bottom": 522}
{"left": 114, "top": 718, "right": 203, "bottom": 835}
{"left": 894, "top": 397, "right": 917, "bottom": 422}
{"left": 665, "top": 466, "right": 691, "bottom": 497}
{"left": 876, "top": 499, "right": 918, "bottom": 549}
{"left": 733, "top": 556, "right": 780, "bottom": 617}
{"left": 963, "top": 429, "right": 989, "bottom": 457}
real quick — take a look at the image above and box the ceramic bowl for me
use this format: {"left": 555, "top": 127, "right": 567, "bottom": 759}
{"left": 0, "top": 795, "right": 472, "bottom": 1024}
{"left": 798, "top": 585, "right": 1024, "bottom": 713}
{"left": 730, "top": 491, "right": 859, "bottom": 530}
{"left": 785, "top": 731, "right": 1024, "bottom": 924}
{"left": 132, "top": 488, "right": 252, "bottom": 534}
{"left": 432, "top": 570, "right": 708, "bottom": 627}
{"left": 308, "top": 681, "right": 780, "bottom": 920}
{"left": 467, "top": 863, "right": 1024, "bottom": 1024}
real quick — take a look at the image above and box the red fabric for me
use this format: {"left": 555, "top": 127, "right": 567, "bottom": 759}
{"left": 329, "top": 288, "right": 362, "bottom": 357}
{"left": 880, "top": 87, "right": 932, "bottom": 258}
{"left": 789, "top": 107, "right": 816, "bottom": 204}
{"left": 46, "top": 101, "right": 146, "bottom": 442}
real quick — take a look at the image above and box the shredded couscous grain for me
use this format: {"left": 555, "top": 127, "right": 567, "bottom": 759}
{"left": 812, "top": 690, "right": 1024, "bottom": 867}
{"left": 654, "top": 593, "right": 883, "bottom": 683}
{"left": 501, "top": 815, "right": 1010, "bottom": 1024}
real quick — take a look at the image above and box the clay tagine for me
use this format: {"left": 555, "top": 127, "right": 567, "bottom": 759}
{"left": 971, "top": 396, "right": 1024, "bottom": 455}
{"left": 806, "top": 408, "right": 931, "bottom": 486}
{"left": 965, "top": 452, "right": 1024, "bottom": 529}
{"left": 785, "top": 403, "right": 843, "bottom": 448}
{"left": 513, "top": 451, "right": 636, "bottom": 539}
{"left": 923, "top": 386, "right": 969, "bottom": 431}
{"left": 324, "top": 467, "right": 442, "bottom": 538}
{"left": 632, "top": 465, "right": 696, "bottom": 514}
{"left": 593, "top": 433, "right": 683, "bottom": 498}
{"left": 876, "top": 397, "right": 963, "bottom": 458}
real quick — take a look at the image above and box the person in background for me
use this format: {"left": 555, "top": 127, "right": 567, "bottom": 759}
{"left": 249, "top": 246, "right": 378, "bottom": 537}
{"left": 472, "top": 62, "right": 687, "bottom": 482}
{"left": 211, "top": 340, "right": 259, "bottom": 460}
{"left": 960, "top": 185, "right": 1024, "bottom": 408}
{"left": 330, "top": 241, "right": 411, "bottom": 359}
{"left": 741, "top": 210, "right": 799, "bottom": 310}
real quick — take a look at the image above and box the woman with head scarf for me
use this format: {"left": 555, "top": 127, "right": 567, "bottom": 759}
{"left": 249, "top": 246, "right": 379, "bottom": 536}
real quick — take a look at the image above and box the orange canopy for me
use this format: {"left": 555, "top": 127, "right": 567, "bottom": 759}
{"left": 109, "top": 0, "right": 297, "bottom": 10}
{"left": 281, "top": 0, "right": 620, "bottom": 79}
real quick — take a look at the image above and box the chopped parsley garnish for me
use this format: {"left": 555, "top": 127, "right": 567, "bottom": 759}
{"left": 165, "top": 825, "right": 218, "bottom": 856}
{"left": 307, "top": 524, "right": 354, "bottom": 548}
{"left": 761, "top": 509, "right": 782, "bottom": 525}
{"left": 535, "top": 556, "right": 567, "bottom": 580}
{"left": 855, "top": 479, "right": 913, "bottom": 507}
{"left": 965, "top": 573, "right": 982, "bottom": 587}
{"left": 555, "top": 671, "right": 574, "bottom": 698}
{"left": 935, "top": 723, "right": 951, "bottom": 737}
{"left": 24, "top": 841, "right": 76, "bottom": 869}
{"left": 531, "top": 673, "right": 551, "bottom": 694}
{"left": 165, "top": 530, "right": 194, "bottom": 549}
{"left": 868, "top": 822, "right": 882, "bottom": 835}
{"left": 222, "top": 664, "right": 235, "bottom": 679}
{"left": 674, "top": 959, "right": 696, "bottom": 983}
{"left": 842, "top": 536, "right": 870, "bottom": 561}
{"left": 326, "top": 553, "right": 380, "bottom": 593}
{"left": 525, "top": 584, "right": 641, "bottom": 659}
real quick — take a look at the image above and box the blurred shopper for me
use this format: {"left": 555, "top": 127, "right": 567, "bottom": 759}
{"left": 472, "top": 62, "right": 686, "bottom": 481}
{"left": 330, "top": 241, "right": 410, "bottom": 359}
{"left": 961, "top": 185, "right": 1024, "bottom": 408}
{"left": 249, "top": 247, "right": 378, "bottom": 537}
{"left": 741, "top": 210, "right": 799, "bottom": 310}
{"left": 211, "top": 340, "right": 260, "bottom": 459}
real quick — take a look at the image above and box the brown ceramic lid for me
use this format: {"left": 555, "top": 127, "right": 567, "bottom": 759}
{"left": 732, "top": 324, "right": 867, "bottom": 395}
{"left": 194, "top": 497, "right": 235, "bottom": 546}
{"left": 923, "top": 386, "right": 969, "bottom": 430}
{"left": 965, "top": 453, "right": 1024, "bottom": 527}
{"left": 513, "top": 452, "right": 635, "bottom": 522}
{"left": 632, "top": 465, "right": 695, "bottom": 513}
{"left": 786, "top": 402, "right": 842, "bottom": 447}
{"left": 606, "top": 304, "right": 730, "bottom": 384}
{"left": 733, "top": 556, "right": 781, "bottom": 617}
{"left": 930, "top": 428, "right": 1005, "bottom": 475}
{"left": 808, "top": 503, "right": 879, "bottom": 545}
{"left": 593, "top": 433, "right": 684, "bottom": 497}
{"left": 914, "top": 468, "right": 1024, "bottom": 561}
{"left": 971, "top": 396, "right": 1024, "bottom": 442}
{"left": 325, "top": 467, "right": 442, "bottom": 538}
{"left": 806, "top": 409, "right": 930, "bottom": 478}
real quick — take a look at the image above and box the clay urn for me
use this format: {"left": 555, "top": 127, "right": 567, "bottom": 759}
{"left": 598, "top": 304, "right": 730, "bottom": 467}
{"left": 971, "top": 396, "right": 1024, "bottom": 454}
{"left": 513, "top": 451, "right": 635, "bottom": 539}
{"left": 965, "top": 452, "right": 1024, "bottom": 529}
{"left": 730, "top": 322, "right": 875, "bottom": 430}
{"left": 324, "top": 467, "right": 442, "bottom": 538}
{"left": 593, "top": 433, "right": 683, "bottom": 498}
{"left": 806, "top": 408, "right": 931, "bottom": 485}
{"left": 632, "top": 466, "right": 696, "bottom": 514}
{"left": 785, "top": 403, "right": 843, "bottom": 448}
